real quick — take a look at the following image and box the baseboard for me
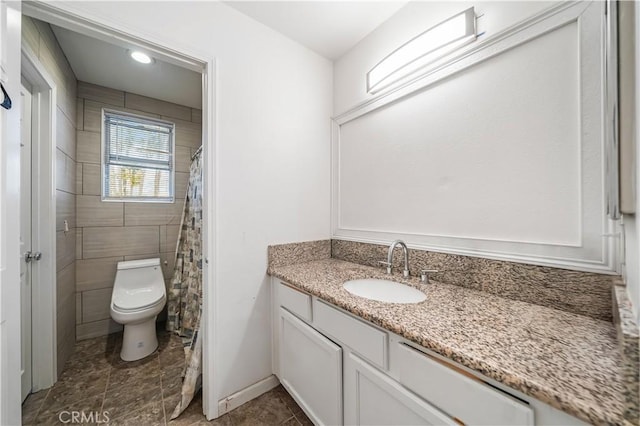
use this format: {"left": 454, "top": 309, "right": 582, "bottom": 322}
{"left": 217, "top": 375, "right": 280, "bottom": 415}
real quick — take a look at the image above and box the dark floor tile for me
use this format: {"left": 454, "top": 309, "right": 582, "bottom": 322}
{"left": 167, "top": 391, "right": 206, "bottom": 425}
{"left": 190, "top": 414, "right": 233, "bottom": 426}
{"left": 229, "top": 390, "right": 295, "bottom": 426}
{"left": 73, "top": 334, "right": 119, "bottom": 358}
{"left": 159, "top": 343, "right": 186, "bottom": 369}
{"left": 34, "top": 394, "right": 104, "bottom": 425}
{"left": 161, "top": 366, "right": 185, "bottom": 410}
{"left": 107, "top": 400, "right": 165, "bottom": 425}
{"left": 272, "top": 385, "right": 305, "bottom": 418}
{"left": 22, "top": 389, "right": 49, "bottom": 425}
{"left": 103, "top": 373, "right": 163, "bottom": 420}
{"left": 60, "top": 349, "right": 114, "bottom": 378}
{"left": 281, "top": 416, "right": 300, "bottom": 426}
{"left": 42, "top": 367, "right": 109, "bottom": 410}
{"left": 109, "top": 354, "right": 161, "bottom": 387}
{"left": 294, "top": 411, "right": 314, "bottom": 426}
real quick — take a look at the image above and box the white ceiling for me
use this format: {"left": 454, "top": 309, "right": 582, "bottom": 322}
{"left": 51, "top": 25, "right": 202, "bottom": 109}
{"left": 224, "top": 1, "right": 408, "bottom": 60}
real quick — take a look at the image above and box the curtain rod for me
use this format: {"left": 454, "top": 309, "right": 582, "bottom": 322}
{"left": 191, "top": 145, "right": 203, "bottom": 161}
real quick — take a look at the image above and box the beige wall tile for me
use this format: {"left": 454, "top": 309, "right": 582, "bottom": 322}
{"left": 57, "top": 296, "right": 76, "bottom": 373}
{"left": 84, "top": 100, "right": 160, "bottom": 133}
{"left": 160, "top": 252, "right": 176, "bottom": 282}
{"left": 21, "top": 16, "right": 40, "bottom": 57}
{"left": 76, "top": 163, "right": 83, "bottom": 195}
{"left": 83, "top": 100, "right": 105, "bottom": 133}
{"left": 82, "top": 163, "right": 101, "bottom": 196}
{"left": 77, "top": 195, "right": 123, "bottom": 227}
{"left": 124, "top": 201, "right": 183, "bottom": 226}
{"left": 57, "top": 229, "right": 76, "bottom": 272}
{"left": 165, "top": 117, "right": 202, "bottom": 149}
{"left": 56, "top": 107, "right": 76, "bottom": 160}
{"left": 125, "top": 93, "right": 191, "bottom": 121}
{"left": 160, "top": 225, "right": 180, "bottom": 253}
{"left": 76, "top": 319, "right": 122, "bottom": 341}
{"left": 77, "top": 131, "right": 101, "bottom": 164}
{"left": 57, "top": 261, "right": 76, "bottom": 310}
{"left": 56, "top": 190, "right": 75, "bottom": 232}
{"left": 191, "top": 108, "right": 202, "bottom": 124}
{"left": 83, "top": 226, "right": 159, "bottom": 259}
{"left": 56, "top": 148, "right": 76, "bottom": 194}
{"left": 76, "top": 228, "right": 83, "bottom": 260}
{"left": 78, "top": 81, "right": 124, "bottom": 107}
{"left": 82, "top": 288, "right": 113, "bottom": 323}
{"left": 123, "top": 253, "right": 160, "bottom": 261}
{"left": 175, "top": 145, "right": 191, "bottom": 173}
{"left": 76, "top": 293, "right": 82, "bottom": 325}
{"left": 175, "top": 172, "right": 189, "bottom": 199}
{"left": 76, "top": 98, "right": 84, "bottom": 131}
{"left": 56, "top": 262, "right": 76, "bottom": 371}
{"left": 76, "top": 256, "right": 122, "bottom": 292}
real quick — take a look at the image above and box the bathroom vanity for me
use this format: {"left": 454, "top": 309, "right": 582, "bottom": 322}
{"left": 269, "top": 258, "right": 626, "bottom": 426}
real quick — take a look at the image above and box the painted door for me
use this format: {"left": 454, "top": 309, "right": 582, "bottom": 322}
{"left": 20, "top": 82, "right": 33, "bottom": 402}
{"left": 0, "top": 0, "right": 26, "bottom": 423}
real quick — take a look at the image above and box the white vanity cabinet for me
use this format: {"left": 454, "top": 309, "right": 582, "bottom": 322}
{"left": 343, "top": 351, "right": 456, "bottom": 425}
{"left": 272, "top": 278, "right": 587, "bottom": 426}
{"left": 279, "top": 308, "right": 343, "bottom": 425}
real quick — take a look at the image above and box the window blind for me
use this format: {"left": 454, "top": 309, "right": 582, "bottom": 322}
{"left": 103, "top": 111, "right": 175, "bottom": 202}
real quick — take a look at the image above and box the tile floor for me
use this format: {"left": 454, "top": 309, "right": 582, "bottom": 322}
{"left": 22, "top": 327, "right": 311, "bottom": 425}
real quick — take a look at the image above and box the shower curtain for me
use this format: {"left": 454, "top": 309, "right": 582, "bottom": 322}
{"left": 166, "top": 147, "right": 203, "bottom": 419}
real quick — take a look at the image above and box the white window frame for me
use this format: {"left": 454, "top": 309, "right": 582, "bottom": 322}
{"left": 101, "top": 108, "right": 176, "bottom": 203}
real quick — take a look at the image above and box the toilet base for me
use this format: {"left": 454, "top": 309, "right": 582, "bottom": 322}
{"left": 120, "top": 316, "right": 159, "bottom": 361}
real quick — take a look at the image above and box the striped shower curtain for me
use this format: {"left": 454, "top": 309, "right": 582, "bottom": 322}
{"left": 166, "top": 147, "right": 203, "bottom": 419}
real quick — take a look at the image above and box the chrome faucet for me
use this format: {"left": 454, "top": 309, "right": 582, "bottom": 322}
{"left": 381, "top": 240, "right": 410, "bottom": 278}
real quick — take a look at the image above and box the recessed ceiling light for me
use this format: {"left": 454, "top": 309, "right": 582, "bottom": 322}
{"left": 130, "top": 51, "right": 153, "bottom": 64}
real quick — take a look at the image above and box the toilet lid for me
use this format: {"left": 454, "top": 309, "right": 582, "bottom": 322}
{"left": 113, "top": 286, "right": 165, "bottom": 312}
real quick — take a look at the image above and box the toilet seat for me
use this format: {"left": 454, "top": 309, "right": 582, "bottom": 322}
{"left": 112, "top": 283, "right": 165, "bottom": 312}
{"left": 113, "top": 294, "right": 165, "bottom": 313}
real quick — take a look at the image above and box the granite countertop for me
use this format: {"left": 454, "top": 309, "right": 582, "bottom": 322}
{"left": 269, "top": 258, "right": 626, "bottom": 425}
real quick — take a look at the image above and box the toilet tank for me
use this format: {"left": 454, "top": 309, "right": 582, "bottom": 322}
{"left": 114, "top": 258, "right": 165, "bottom": 291}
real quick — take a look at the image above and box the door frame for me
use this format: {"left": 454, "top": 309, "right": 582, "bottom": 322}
{"left": 21, "top": 2, "right": 219, "bottom": 420}
{"left": 21, "top": 46, "right": 57, "bottom": 392}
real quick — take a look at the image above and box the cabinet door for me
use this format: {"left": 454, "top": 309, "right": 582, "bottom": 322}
{"left": 280, "top": 308, "right": 342, "bottom": 425}
{"left": 344, "top": 352, "right": 456, "bottom": 426}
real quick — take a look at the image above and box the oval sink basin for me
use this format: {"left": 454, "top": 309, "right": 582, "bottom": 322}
{"left": 343, "top": 279, "right": 426, "bottom": 304}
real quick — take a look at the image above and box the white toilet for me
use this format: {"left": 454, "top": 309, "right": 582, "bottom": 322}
{"left": 110, "top": 258, "right": 167, "bottom": 361}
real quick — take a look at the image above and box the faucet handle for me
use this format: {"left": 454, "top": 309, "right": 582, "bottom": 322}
{"left": 378, "top": 261, "right": 392, "bottom": 275}
{"left": 420, "top": 269, "right": 439, "bottom": 284}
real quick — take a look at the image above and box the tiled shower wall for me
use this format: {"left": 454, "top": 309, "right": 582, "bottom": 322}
{"left": 75, "top": 83, "right": 202, "bottom": 340}
{"left": 22, "top": 17, "right": 79, "bottom": 374}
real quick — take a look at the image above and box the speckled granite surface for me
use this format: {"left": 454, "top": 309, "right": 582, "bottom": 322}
{"left": 332, "top": 240, "right": 615, "bottom": 321}
{"left": 269, "top": 258, "right": 626, "bottom": 425}
{"left": 268, "top": 240, "right": 330, "bottom": 273}
{"left": 613, "top": 280, "right": 640, "bottom": 424}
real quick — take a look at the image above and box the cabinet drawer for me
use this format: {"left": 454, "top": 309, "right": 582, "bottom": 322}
{"left": 397, "top": 343, "right": 534, "bottom": 425}
{"left": 279, "top": 282, "right": 312, "bottom": 322}
{"left": 313, "top": 299, "right": 387, "bottom": 369}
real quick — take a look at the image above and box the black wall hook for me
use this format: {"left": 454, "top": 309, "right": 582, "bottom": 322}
{"left": 1, "top": 82, "right": 12, "bottom": 110}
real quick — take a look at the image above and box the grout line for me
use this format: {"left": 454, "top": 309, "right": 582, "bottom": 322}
{"left": 30, "top": 387, "right": 51, "bottom": 423}
{"left": 281, "top": 415, "right": 296, "bottom": 425}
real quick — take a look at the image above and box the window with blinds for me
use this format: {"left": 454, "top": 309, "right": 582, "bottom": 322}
{"left": 102, "top": 110, "right": 175, "bottom": 202}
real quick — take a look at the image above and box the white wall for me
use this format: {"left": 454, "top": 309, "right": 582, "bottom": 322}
{"left": 41, "top": 0, "right": 332, "bottom": 407}
{"left": 332, "top": 1, "right": 613, "bottom": 273}
{"left": 334, "top": 1, "right": 554, "bottom": 114}
{"left": 622, "top": 4, "right": 640, "bottom": 322}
